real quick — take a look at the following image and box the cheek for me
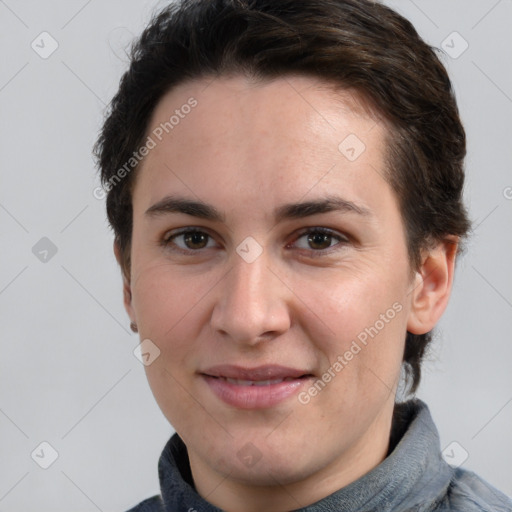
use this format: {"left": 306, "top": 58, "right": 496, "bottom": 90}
{"left": 131, "top": 259, "right": 216, "bottom": 341}
{"left": 130, "top": 262, "right": 214, "bottom": 429}
{"left": 300, "top": 269, "right": 408, "bottom": 390}
{"left": 311, "top": 266, "right": 406, "bottom": 335}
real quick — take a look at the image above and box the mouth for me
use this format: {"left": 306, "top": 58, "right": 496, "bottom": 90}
{"left": 212, "top": 376, "right": 308, "bottom": 386}
{"left": 199, "top": 365, "right": 314, "bottom": 409}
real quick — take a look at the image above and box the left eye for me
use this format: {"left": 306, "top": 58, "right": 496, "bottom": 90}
{"left": 292, "top": 228, "right": 347, "bottom": 251}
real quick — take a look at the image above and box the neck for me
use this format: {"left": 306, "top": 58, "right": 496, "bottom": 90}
{"left": 188, "top": 403, "right": 395, "bottom": 512}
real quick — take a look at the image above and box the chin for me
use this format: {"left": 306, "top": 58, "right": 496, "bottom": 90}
{"left": 207, "top": 435, "right": 322, "bottom": 487}
{"left": 222, "top": 456, "right": 312, "bottom": 487}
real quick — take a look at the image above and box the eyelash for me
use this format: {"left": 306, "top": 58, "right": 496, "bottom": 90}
{"left": 161, "top": 227, "right": 349, "bottom": 257}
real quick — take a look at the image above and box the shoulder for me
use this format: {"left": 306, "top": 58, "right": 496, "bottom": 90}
{"left": 125, "top": 494, "right": 164, "bottom": 512}
{"left": 433, "top": 467, "right": 512, "bottom": 512}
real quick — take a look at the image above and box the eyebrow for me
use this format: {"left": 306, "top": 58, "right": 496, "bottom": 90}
{"left": 145, "top": 195, "right": 225, "bottom": 221}
{"left": 144, "top": 194, "right": 371, "bottom": 222}
{"left": 274, "top": 196, "right": 371, "bottom": 222}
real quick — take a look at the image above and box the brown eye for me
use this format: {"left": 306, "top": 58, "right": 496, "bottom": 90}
{"left": 307, "top": 231, "right": 333, "bottom": 250}
{"left": 164, "top": 229, "right": 216, "bottom": 252}
{"left": 183, "top": 231, "right": 209, "bottom": 249}
{"left": 292, "top": 228, "right": 349, "bottom": 254}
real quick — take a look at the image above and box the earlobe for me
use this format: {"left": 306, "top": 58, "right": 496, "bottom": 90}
{"left": 113, "top": 240, "right": 137, "bottom": 326}
{"left": 407, "top": 237, "right": 459, "bottom": 335}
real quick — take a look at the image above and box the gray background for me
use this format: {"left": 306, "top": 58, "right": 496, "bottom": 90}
{"left": 0, "top": 0, "right": 511, "bottom": 510}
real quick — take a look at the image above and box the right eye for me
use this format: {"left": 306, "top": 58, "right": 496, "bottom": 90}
{"left": 162, "top": 229, "right": 219, "bottom": 253}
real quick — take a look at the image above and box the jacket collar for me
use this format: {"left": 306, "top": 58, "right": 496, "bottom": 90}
{"left": 157, "top": 399, "right": 452, "bottom": 512}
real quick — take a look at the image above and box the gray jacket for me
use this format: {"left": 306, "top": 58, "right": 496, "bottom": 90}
{"left": 126, "top": 399, "right": 512, "bottom": 511}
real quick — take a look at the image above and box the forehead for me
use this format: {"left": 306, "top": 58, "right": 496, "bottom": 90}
{"left": 133, "top": 75, "right": 394, "bottom": 220}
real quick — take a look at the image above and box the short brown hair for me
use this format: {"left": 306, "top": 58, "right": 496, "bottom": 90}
{"left": 94, "top": 0, "right": 471, "bottom": 394}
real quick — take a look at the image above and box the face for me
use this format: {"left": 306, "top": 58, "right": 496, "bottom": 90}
{"left": 122, "top": 75, "right": 428, "bottom": 503}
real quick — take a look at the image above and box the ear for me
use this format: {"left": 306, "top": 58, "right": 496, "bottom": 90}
{"left": 407, "top": 237, "right": 459, "bottom": 335}
{"left": 113, "top": 240, "right": 136, "bottom": 325}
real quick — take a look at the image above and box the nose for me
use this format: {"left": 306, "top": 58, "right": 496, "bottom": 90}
{"left": 210, "top": 252, "right": 291, "bottom": 347}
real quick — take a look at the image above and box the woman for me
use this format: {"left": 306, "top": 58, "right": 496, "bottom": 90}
{"left": 94, "top": 0, "right": 512, "bottom": 510}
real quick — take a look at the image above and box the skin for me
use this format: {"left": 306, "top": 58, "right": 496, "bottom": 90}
{"left": 116, "top": 75, "right": 458, "bottom": 512}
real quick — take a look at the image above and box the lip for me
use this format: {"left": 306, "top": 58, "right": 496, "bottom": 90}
{"left": 200, "top": 364, "right": 314, "bottom": 409}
